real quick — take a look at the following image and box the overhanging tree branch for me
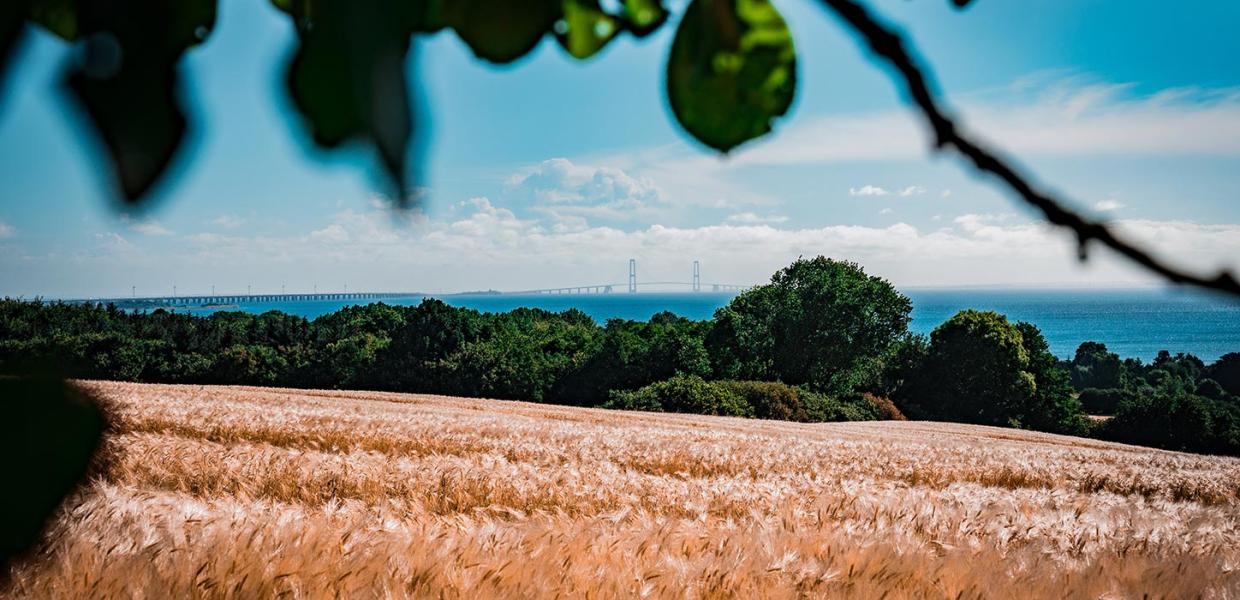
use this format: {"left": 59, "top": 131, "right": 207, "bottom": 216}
{"left": 820, "top": 0, "right": 1240, "bottom": 299}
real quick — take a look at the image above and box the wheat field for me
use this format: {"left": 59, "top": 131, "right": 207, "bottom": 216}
{"left": 4, "top": 381, "right": 1239, "bottom": 599}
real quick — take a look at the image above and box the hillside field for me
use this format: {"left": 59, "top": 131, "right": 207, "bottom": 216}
{"left": 5, "top": 381, "right": 1240, "bottom": 598}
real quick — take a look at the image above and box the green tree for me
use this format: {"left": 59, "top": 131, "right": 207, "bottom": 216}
{"left": 1014, "top": 321, "right": 1087, "bottom": 434}
{"left": 1068, "top": 341, "right": 1123, "bottom": 391}
{"left": 1207, "top": 353, "right": 1240, "bottom": 398}
{"left": 906, "top": 310, "right": 1036, "bottom": 427}
{"left": 707, "top": 257, "right": 911, "bottom": 396}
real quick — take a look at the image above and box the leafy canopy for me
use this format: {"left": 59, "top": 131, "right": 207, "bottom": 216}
{"left": 708, "top": 256, "right": 912, "bottom": 395}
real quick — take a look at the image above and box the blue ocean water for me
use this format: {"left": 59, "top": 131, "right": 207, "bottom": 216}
{"left": 181, "top": 289, "right": 1239, "bottom": 362}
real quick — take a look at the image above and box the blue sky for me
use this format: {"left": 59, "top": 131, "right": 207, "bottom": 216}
{"left": 1, "top": 0, "right": 1238, "bottom": 296}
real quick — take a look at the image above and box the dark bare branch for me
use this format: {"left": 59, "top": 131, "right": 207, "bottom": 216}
{"left": 819, "top": 0, "right": 1240, "bottom": 299}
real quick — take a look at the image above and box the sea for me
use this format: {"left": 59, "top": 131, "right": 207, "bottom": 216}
{"left": 176, "top": 288, "right": 1240, "bottom": 363}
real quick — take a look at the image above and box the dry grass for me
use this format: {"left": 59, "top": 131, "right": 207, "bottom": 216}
{"left": 4, "top": 381, "right": 1240, "bottom": 599}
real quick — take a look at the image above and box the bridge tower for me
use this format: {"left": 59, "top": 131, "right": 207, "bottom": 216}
{"left": 692, "top": 260, "right": 700, "bottom": 292}
{"left": 628, "top": 259, "right": 637, "bottom": 293}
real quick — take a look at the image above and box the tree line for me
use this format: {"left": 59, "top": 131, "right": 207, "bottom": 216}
{"left": 2, "top": 256, "right": 1237, "bottom": 455}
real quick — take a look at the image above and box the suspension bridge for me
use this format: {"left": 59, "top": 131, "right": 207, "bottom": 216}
{"left": 510, "top": 260, "right": 751, "bottom": 294}
{"left": 62, "top": 260, "right": 751, "bottom": 308}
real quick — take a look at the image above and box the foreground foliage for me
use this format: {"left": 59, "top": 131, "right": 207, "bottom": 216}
{"left": 5, "top": 382, "right": 1239, "bottom": 598}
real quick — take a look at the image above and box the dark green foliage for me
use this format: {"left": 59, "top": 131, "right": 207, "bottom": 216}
{"left": 605, "top": 374, "right": 750, "bottom": 417}
{"left": 1150, "top": 350, "right": 1206, "bottom": 388}
{"left": 715, "top": 380, "right": 805, "bottom": 421}
{"left": 275, "top": 0, "right": 415, "bottom": 200}
{"left": 874, "top": 333, "right": 928, "bottom": 398}
{"left": 551, "top": 311, "right": 711, "bottom": 406}
{"left": 2, "top": 286, "right": 1237, "bottom": 455}
{"left": 606, "top": 376, "right": 889, "bottom": 423}
{"left": 903, "top": 311, "right": 1085, "bottom": 435}
{"left": 707, "top": 257, "right": 911, "bottom": 396}
{"left": 1207, "top": 352, "right": 1240, "bottom": 397}
{"left": 800, "top": 390, "right": 883, "bottom": 423}
{"left": 898, "top": 310, "right": 1029, "bottom": 424}
{"left": 1068, "top": 341, "right": 1124, "bottom": 391}
{"left": 1102, "top": 388, "right": 1240, "bottom": 455}
{"left": 1013, "top": 321, "right": 1088, "bottom": 435}
{"left": 0, "top": 377, "right": 106, "bottom": 569}
{"left": 1077, "top": 387, "right": 1135, "bottom": 415}
{"left": 666, "top": 0, "right": 797, "bottom": 152}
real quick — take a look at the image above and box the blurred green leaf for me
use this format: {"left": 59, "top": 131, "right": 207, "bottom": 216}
{"left": 666, "top": 0, "right": 796, "bottom": 152}
{"left": 621, "top": 0, "right": 667, "bottom": 36}
{"left": 445, "top": 0, "right": 561, "bottom": 64}
{"left": 555, "top": 0, "right": 619, "bottom": 60}
{"left": 50, "top": 0, "right": 216, "bottom": 203}
{"left": 280, "top": 0, "right": 414, "bottom": 198}
{"left": 26, "top": 0, "right": 76, "bottom": 40}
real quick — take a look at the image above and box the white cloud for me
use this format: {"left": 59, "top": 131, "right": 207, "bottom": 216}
{"left": 1094, "top": 199, "right": 1126, "bottom": 212}
{"left": 899, "top": 186, "right": 927, "bottom": 197}
{"left": 309, "top": 223, "right": 349, "bottom": 243}
{"left": 940, "top": 190, "right": 952, "bottom": 198}
{"left": 129, "top": 198, "right": 1240, "bottom": 291}
{"left": 211, "top": 214, "right": 245, "bottom": 229}
{"left": 120, "top": 215, "right": 173, "bottom": 236}
{"left": 0, "top": 221, "right": 13, "bottom": 239}
{"left": 953, "top": 213, "right": 1015, "bottom": 232}
{"left": 506, "top": 158, "right": 663, "bottom": 222}
{"left": 88, "top": 232, "right": 133, "bottom": 257}
{"left": 733, "top": 79, "right": 1240, "bottom": 166}
{"left": 725, "top": 212, "right": 789, "bottom": 225}
{"left": 849, "top": 185, "right": 889, "bottom": 196}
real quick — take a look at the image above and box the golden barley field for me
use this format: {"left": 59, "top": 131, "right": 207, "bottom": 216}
{"left": 5, "top": 381, "right": 1240, "bottom": 599}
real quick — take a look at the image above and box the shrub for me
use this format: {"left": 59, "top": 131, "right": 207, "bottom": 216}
{"left": 801, "top": 390, "right": 880, "bottom": 422}
{"left": 606, "top": 378, "right": 898, "bottom": 423}
{"left": 715, "top": 380, "right": 806, "bottom": 421}
{"left": 603, "top": 374, "right": 750, "bottom": 417}
{"left": 861, "top": 393, "right": 906, "bottom": 421}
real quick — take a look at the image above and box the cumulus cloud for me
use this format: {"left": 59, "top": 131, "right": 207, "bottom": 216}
{"left": 849, "top": 185, "right": 889, "bottom": 196}
{"left": 0, "top": 221, "right": 13, "bottom": 239}
{"left": 725, "top": 212, "right": 789, "bottom": 225}
{"left": 879, "top": 208, "right": 894, "bottom": 215}
{"left": 899, "top": 186, "right": 927, "bottom": 197}
{"left": 1094, "top": 199, "right": 1126, "bottom": 212}
{"left": 506, "top": 158, "right": 663, "bottom": 222}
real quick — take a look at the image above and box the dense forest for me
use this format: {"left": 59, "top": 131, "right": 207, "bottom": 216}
{"left": 3, "top": 257, "right": 1238, "bottom": 455}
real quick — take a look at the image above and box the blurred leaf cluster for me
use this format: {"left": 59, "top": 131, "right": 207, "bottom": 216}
{"left": 1, "top": 0, "right": 808, "bottom": 206}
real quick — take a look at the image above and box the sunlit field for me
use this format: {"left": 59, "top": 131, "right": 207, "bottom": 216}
{"left": 6, "top": 381, "right": 1240, "bottom": 598}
